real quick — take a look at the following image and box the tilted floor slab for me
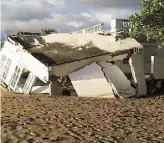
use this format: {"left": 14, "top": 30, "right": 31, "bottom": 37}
{"left": 69, "top": 62, "right": 136, "bottom": 98}
{"left": 69, "top": 63, "right": 115, "bottom": 98}
{"left": 98, "top": 62, "right": 136, "bottom": 98}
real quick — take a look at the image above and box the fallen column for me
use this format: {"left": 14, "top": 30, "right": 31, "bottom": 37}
{"left": 129, "top": 54, "right": 147, "bottom": 96}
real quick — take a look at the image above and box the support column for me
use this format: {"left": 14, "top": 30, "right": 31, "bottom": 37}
{"left": 129, "top": 54, "right": 147, "bottom": 96}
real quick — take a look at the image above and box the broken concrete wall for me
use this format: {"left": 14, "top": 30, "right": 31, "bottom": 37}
{"left": 31, "top": 80, "right": 63, "bottom": 95}
{"left": 69, "top": 63, "right": 115, "bottom": 98}
{"left": 129, "top": 54, "right": 147, "bottom": 96}
{"left": 98, "top": 62, "right": 136, "bottom": 98}
{"left": 51, "top": 54, "right": 128, "bottom": 76}
{"left": 69, "top": 62, "right": 137, "bottom": 98}
{"left": 31, "top": 85, "right": 51, "bottom": 94}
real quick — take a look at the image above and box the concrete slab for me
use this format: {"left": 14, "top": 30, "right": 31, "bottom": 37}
{"left": 31, "top": 80, "right": 63, "bottom": 95}
{"left": 129, "top": 54, "right": 147, "bottom": 96}
{"left": 31, "top": 85, "right": 51, "bottom": 94}
{"left": 69, "top": 63, "right": 115, "bottom": 98}
{"left": 98, "top": 62, "right": 136, "bottom": 98}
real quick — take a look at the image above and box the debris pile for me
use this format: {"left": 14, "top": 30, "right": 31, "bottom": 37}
{"left": 0, "top": 33, "right": 164, "bottom": 98}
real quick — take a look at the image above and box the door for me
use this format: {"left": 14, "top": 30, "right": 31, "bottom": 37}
{"left": 23, "top": 73, "right": 36, "bottom": 94}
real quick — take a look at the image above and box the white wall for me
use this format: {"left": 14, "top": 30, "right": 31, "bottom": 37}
{"left": 116, "top": 44, "right": 163, "bottom": 75}
{"left": 110, "top": 19, "right": 129, "bottom": 33}
{"left": 1, "top": 40, "right": 49, "bottom": 86}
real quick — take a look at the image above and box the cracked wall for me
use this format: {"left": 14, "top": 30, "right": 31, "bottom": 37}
{"left": 69, "top": 63, "right": 115, "bottom": 98}
{"left": 69, "top": 62, "right": 136, "bottom": 98}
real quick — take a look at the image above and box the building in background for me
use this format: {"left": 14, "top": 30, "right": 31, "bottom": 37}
{"left": 71, "top": 18, "right": 164, "bottom": 76}
{"left": 71, "top": 23, "right": 104, "bottom": 34}
{"left": 110, "top": 19, "right": 133, "bottom": 32}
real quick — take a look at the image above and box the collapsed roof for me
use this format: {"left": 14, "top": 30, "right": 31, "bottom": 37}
{"left": 10, "top": 33, "right": 142, "bottom": 66}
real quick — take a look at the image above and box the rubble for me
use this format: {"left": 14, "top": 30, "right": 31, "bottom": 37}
{"left": 1, "top": 32, "right": 164, "bottom": 98}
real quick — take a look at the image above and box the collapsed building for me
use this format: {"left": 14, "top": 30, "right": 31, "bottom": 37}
{"left": 0, "top": 32, "right": 164, "bottom": 98}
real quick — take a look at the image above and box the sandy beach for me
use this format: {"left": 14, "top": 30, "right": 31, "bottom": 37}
{"left": 1, "top": 91, "right": 164, "bottom": 143}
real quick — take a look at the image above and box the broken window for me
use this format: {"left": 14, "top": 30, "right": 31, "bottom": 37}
{"left": 1, "top": 58, "right": 12, "bottom": 80}
{"left": 122, "top": 21, "right": 128, "bottom": 28}
{"left": 9, "top": 65, "right": 22, "bottom": 90}
{"left": 0, "top": 55, "right": 7, "bottom": 77}
{"left": 23, "top": 73, "right": 36, "bottom": 94}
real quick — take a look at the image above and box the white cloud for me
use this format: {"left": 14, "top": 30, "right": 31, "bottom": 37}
{"left": 81, "top": 12, "right": 92, "bottom": 18}
{"left": 94, "top": 12, "right": 112, "bottom": 24}
{"left": 92, "top": 8, "right": 139, "bottom": 24}
{"left": 1, "top": 0, "right": 65, "bottom": 21}
{"left": 66, "top": 21, "right": 84, "bottom": 28}
{"left": 80, "top": 0, "right": 142, "bottom": 9}
{"left": 44, "top": 0, "right": 65, "bottom": 7}
{"left": 1, "top": 0, "right": 140, "bottom": 33}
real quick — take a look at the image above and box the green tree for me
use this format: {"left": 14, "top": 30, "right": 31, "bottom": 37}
{"left": 129, "top": 0, "right": 164, "bottom": 45}
{"left": 41, "top": 28, "right": 57, "bottom": 35}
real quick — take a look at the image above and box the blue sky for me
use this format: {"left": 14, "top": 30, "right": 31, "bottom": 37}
{"left": 1, "top": 0, "right": 142, "bottom": 42}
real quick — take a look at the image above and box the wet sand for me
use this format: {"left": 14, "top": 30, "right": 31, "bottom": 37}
{"left": 1, "top": 91, "right": 164, "bottom": 143}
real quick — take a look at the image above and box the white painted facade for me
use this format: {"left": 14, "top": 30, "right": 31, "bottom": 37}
{"left": 0, "top": 37, "right": 49, "bottom": 94}
{"left": 110, "top": 19, "right": 133, "bottom": 33}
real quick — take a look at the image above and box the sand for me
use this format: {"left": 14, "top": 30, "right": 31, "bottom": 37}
{"left": 1, "top": 91, "right": 164, "bottom": 143}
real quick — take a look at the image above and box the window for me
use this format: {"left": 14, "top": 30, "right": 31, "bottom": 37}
{"left": 0, "top": 55, "right": 7, "bottom": 77}
{"left": 23, "top": 73, "right": 36, "bottom": 94}
{"left": 123, "top": 21, "right": 128, "bottom": 28}
{"left": 9, "top": 66, "right": 21, "bottom": 89}
{"left": 1, "top": 58, "right": 12, "bottom": 80}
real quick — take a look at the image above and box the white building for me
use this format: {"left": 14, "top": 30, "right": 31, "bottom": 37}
{"left": 0, "top": 36, "right": 49, "bottom": 94}
{"left": 109, "top": 19, "right": 164, "bottom": 75}
{"left": 110, "top": 19, "right": 133, "bottom": 33}
{"left": 71, "top": 23, "right": 104, "bottom": 34}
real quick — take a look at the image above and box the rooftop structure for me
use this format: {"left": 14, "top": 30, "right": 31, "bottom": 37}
{"left": 71, "top": 23, "right": 104, "bottom": 34}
